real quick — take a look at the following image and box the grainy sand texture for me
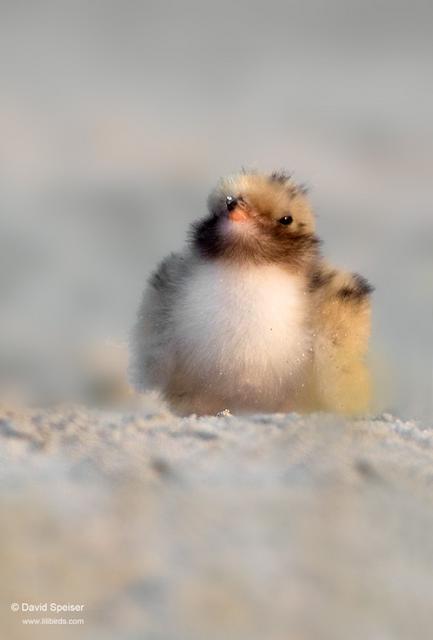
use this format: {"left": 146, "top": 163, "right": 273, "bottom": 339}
{"left": 2, "top": 397, "right": 433, "bottom": 640}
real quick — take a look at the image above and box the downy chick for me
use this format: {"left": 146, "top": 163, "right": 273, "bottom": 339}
{"left": 130, "top": 171, "right": 373, "bottom": 416}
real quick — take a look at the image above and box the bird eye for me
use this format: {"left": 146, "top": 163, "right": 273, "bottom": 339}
{"left": 278, "top": 215, "right": 293, "bottom": 225}
{"left": 226, "top": 195, "right": 238, "bottom": 212}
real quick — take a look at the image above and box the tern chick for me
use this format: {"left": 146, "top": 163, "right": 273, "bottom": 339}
{"left": 130, "top": 171, "right": 373, "bottom": 416}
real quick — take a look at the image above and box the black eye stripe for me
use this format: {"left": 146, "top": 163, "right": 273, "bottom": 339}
{"left": 278, "top": 215, "right": 293, "bottom": 225}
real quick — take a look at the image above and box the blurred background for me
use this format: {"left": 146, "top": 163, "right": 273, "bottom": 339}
{"left": 0, "top": 0, "right": 432, "bottom": 419}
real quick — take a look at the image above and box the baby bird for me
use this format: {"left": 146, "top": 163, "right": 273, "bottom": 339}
{"left": 130, "top": 171, "right": 373, "bottom": 416}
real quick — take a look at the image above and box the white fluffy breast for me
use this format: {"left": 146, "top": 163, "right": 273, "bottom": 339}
{"left": 173, "top": 261, "right": 310, "bottom": 405}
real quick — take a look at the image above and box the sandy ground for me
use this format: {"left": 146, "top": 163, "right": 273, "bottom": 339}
{"left": 1, "top": 396, "right": 433, "bottom": 640}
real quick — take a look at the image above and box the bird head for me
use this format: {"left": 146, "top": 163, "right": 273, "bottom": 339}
{"left": 191, "top": 171, "right": 320, "bottom": 267}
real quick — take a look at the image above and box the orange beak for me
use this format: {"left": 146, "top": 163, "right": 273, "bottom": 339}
{"left": 227, "top": 198, "right": 250, "bottom": 222}
{"left": 229, "top": 206, "right": 249, "bottom": 222}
